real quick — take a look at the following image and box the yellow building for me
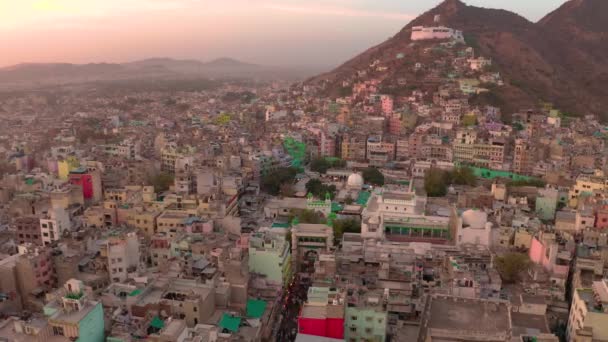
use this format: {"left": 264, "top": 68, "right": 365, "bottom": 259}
{"left": 569, "top": 174, "right": 608, "bottom": 207}
{"left": 57, "top": 157, "right": 80, "bottom": 180}
{"left": 127, "top": 208, "right": 161, "bottom": 237}
{"left": 514, "top": 229, "right": 533, "bottom": 249}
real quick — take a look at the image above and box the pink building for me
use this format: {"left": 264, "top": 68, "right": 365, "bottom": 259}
{"left": 389, "top": 116, "right": 402, "bottom": 135}
{"left": 529, "top": 233, "right": 569, "bottom": 276}
{"left": 319, "top": 132, "right": 336, "bottom": 158}
{"left": 595, "top": 206, "right": 608, "bottom": 230}
{"left": 381, "top": 95, "right": 394, "bottom": 116}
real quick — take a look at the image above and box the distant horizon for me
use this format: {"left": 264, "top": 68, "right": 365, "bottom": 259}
{"left": 1, "top": 0, "right": 567, "bottom": 69}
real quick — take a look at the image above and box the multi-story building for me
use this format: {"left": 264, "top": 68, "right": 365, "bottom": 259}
{"left": 127, "top": 207, "right": 161, "bottom": 237}
{"left": 104, "top": 231, "right": 141, "bottom": 283}
{"left": 298, "top": 287, "right": 345, "bottom": 340}
{"left": 16, "top": 244, "right": 56, "bottom": 306}
{"left": 102, "top": 138, "right": 141, "bottom": 159}
{"left": 248, "top": 231, "right": 292, "bottom": 286}
{"left": 360, "top": 185, "right": 459, "bottom": 244}
{"left": 341, "top": 135, "right": 367, "bottom": 162}
{"left": 68, "top": 167, "right": 102, "bottom": 202}
{"left": 569, "top": 174, "right": 608, "bottom": 207}
{"left": 366, "top": 136, "right": 395, "bottom": 167}
{"left": 453, "top": 138, "right": 505, "bottom": 170}
{"left": 45, "top": 279, "right": 105, "bottom": 342}
{"left": 513, "top": 138, "right": 535, "bottom": 175}
{"left": 536, "top": 188, "right": 559, "bottom": 221}
{"left": 567, "top": 280, "right": 608, "bottom": 341}
{"left": 132, "top": 278, "right": 216, "bottom": 327}
{"left": 418, "top": 295, "right": 512, "bottom": 342}
{"left": 12, "top": 216, "right": 42, "bottom": 245}
{"left": 344, "top": 290, "right": 388, "bottom": 342}
{"left": 292, "top": 224, "right": 334, "bottom": 272}
{"left": 40, "top": 207, "right": 71, "bottom": 246}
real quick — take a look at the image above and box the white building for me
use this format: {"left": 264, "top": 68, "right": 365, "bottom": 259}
{"left": 411, "top": 26, "right": 464, "bottom": 42}
{"left": 360, "top": 184, "right": 457, "bottom": 243}
{"left": 106, "top": 232, "right": 141, "bottom": 283}
{"left": 456, "top": 209, "right": 492, "bottom": 247}
{"left": 265, "top": 109, "right": 288, "bottom": 121}
{"left": 468, "top": 57, "right": 492, "bottom": 71}
{"left": 568, "top": 281, "right": 608, "bottom": 341}
{"left": 40, "top": 207, "right": 71, "bottom": 245}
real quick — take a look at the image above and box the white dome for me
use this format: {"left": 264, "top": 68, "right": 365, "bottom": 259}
{"left": 462, "top": 210, "right": 487, "bottom": 229}
{"left": 347, "top": 173, "right": 364, "bottom": 189}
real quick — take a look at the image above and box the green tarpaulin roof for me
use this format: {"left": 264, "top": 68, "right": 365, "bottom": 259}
{"left": 271, "top": 222, "right": 290, "bottom": 229}
{"left": 128, "top": 289, "right": 142, "bottom": 297}
{"left": 150, "top": 316, "right": 165, "bottom": 329}
{"left": 356, "top": 191, "right": 371, "bottom": 205}
{"left": 246, "top": 299, "right": 267, "bottom": 318}
{"left": 219, "top": 313, "right": 241, "bottom": 333}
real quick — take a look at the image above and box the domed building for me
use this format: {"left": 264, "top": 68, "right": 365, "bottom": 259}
{"left": 346, "top": 173, "right": 364, "bottom": 190}
{"left": 457, "top": 209, "right": 492, "bottom": 247}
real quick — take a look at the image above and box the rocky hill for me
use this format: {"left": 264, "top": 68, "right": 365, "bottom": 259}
{"left": 311, "top": 0, "right": 608, "bottom": 118}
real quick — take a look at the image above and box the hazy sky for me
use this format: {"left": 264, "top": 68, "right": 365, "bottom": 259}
{"left": 0, "top": 0, "right": 566, "bottom": 68}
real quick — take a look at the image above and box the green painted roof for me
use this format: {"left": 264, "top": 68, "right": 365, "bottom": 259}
{"left": 128, "top": 289, "right": 142, "bottom": 297}
{"left": 150, "top": 316, "right": 165, "bottom": 329}
{"left": 219, "top": 313, "right": 241, "bottom": 333}
{"left": 356, "top": 191, "right": 371, "bottom": 205}
{"left": 246, "top": 299, "right": 267, "bottom": 318}
{"left": 271, "top": 222, "right": 290, "bottom": 229}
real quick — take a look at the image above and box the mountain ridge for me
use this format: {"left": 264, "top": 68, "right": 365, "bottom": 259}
{"left": 311, "top": 0, "right": 608, "bottom": 118}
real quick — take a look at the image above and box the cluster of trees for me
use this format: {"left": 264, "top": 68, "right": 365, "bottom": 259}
{"left": 288, "top": 209, "right": 325, "bottom": 225}
{"left": 362, "top": 167, "right": 385, "bottom": 186}
{"left": 424, "top": 166, "right": 476, "bottom": 197}
{"left": 305, "top": 179, "right": 336, "bottom": 199}
{"left": 495, "top": 253, "right": 530, "bottom": 283}
{"left": 149, "top": 172, "right": 174, "bottom": 193}
{"left": 332, "top": 218, "right": 361, "bottom": 244}
{"left": 310, "top": 158, "right": 347, "bottom": 174}
{"left": 261, "top": 167, "right": 298, "bottom": 195}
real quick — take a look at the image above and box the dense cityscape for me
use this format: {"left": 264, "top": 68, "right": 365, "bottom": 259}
{"left": 1, "top": 1, "right": 607, "bottom": 342}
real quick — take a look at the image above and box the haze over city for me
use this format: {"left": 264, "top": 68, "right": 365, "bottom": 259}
{"left": 2, "top": 0, "right": 608, "bottom": 341}
{"left": 1, "top": 0, "right": 565, "bottom": 68}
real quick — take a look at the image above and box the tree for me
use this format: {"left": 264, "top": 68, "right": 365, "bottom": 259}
{"left": 451, "top": 166, "right": 476, "bottom": 186}
{"left": 310, "top": 158, "right": 331, "bottom": 174}
{"left": 425, "top": 167, "right": 476, "bottom": 197}
{"left": 280, "top": 183, "right": 295, "bottom": 197}
{"left": 424, "top": 168, "right": 448, "bottom": 197}
{"left": 285, "top": 230, "right": 292, "bottom": 252}
{"left": 261, "top": 167, "right": 298, "bottom": 195}
{"left": 495, "top": 253, "right": 530, "bottom": 283}
{"left": 332, "top": 219, "right": 361, "bottom": 244}
{"left": 305, "top": 179, "right": 336, "bottom": 199}
{"left": 362, "top": 167, "right": 384, "bottom": 186}
{"left": 289, "top": 209, "right": 325, "bottom": 224}
{"left": 149, "top": 173, "right": 174, "bottom": 193}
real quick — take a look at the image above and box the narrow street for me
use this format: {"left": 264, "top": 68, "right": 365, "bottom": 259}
{"left": 275, "top": 274, "right": 310, "bottom": 341}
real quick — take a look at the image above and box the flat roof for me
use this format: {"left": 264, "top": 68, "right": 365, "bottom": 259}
{"left": 427, "top": 296, "right": 510, "bottom": 333}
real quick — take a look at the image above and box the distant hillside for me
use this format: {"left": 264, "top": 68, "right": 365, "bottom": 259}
{"left": 310, "top": 0, "right": 608, "bottom": 118}
{"left": 0, "top": 57, "right": 305, "bottom": 88}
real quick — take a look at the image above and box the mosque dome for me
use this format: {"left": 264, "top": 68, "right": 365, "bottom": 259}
{"left": 347, "top": 173, "right": 364, "bottom": 189}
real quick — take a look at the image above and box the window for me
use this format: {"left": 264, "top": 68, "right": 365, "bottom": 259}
{"left": 351, "top": 316, "right": 357, "bottom": 321}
